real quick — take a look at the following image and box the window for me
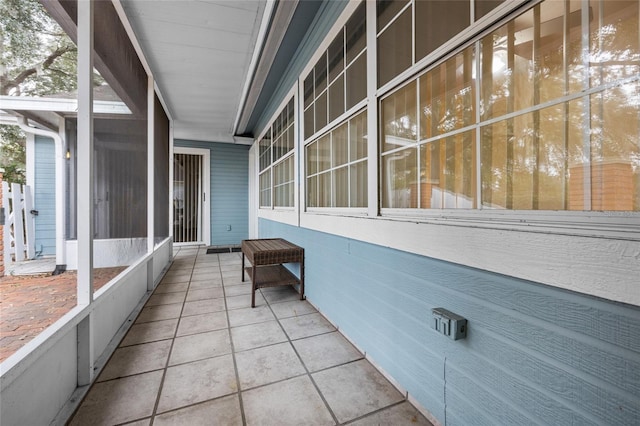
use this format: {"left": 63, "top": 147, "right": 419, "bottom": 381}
{"left": 306, "top": 110, "right": 368, "bottom": 208}
{"left": 381, "top": 0, "right": 640, "bottom": 212}
{"left": 377, "top": 0, "right": 505, "bottom": 88}
{"left": 259, "top": 97, "right": 295, "bottom": 208}
{"left": 304, "top": 1, "right": 366, "bottom": 140}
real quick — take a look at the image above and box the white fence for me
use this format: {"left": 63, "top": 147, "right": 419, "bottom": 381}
{"left": 2, "top": 182, "right": 36, "bottom": 268}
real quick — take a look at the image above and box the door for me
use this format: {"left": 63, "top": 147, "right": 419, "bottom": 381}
{"left": 173, "top": 148, "right": 210, "bottom": 245}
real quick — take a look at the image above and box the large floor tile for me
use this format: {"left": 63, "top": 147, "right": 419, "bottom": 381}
{"left": 157, "top": 355, "right": 237, "bottom": 413}
{"left": 189, "top": 279, "right": 222, "bottom": 289}
{"left": 154, "top": 282, "right": 189, "bottom": 294}
{"left": 69, "top": 370, "right": 163, "bottom": 426}
{"left": 185, "top": 287, "right": 224, "bottom": 302}
{"left": 228, "top": 305, "right": 275, "bottom": 327}
{"left": 154, "top": 395, "right": 242, "bottom": 426}
{"left": 121, "top": 319, "right": 178, "bottom": 346}
{"left": 147, "top": 292, "right": 187, "bottom": 307}
{"left": 231, "top": 320, "right": 287, "bottom": 352}
{"left": 169, "top": 329, "right": 231, "bottom": 365}
{"left": 270, "top": 300, "right": 316, "bottom": 319}
{"left": 235, "top": 342, "right": 305, "bottom": 390}
{"left": 99, "top": 340, "right": 172, "bottom": 381}
{"left": 136, "top": 303, "right": 183, "bottom": 323}
{"left": 242, "top": 376, "right": 334, "bottom": 426}
{"left": 349, "top": 402, "right": 433, "bottom": 425}
{"left": 226, "top": 293, "right": 265, "bottom": 310}
{"left": 279, "top": 313, "right": 335, "bottom": 340}
{"left": 312, "top": 359, "right": 404, "bottom": 423}
{"left": 182, "top": 297, "right": 226, "bottom": 316}
{"left": 261, "top": 286, "right": 302, "bottom": 304}
{"left": 176, "top": 311, "right": 227, "bottom": 336}
{"left": 293, "top": 332, "right": 362, "bottom": 372}
{"left": 224, "top": 284, "right": 252, "bottom": 297}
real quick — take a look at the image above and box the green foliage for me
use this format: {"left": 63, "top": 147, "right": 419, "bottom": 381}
{"left": 0, "top": 124, "right": 26, "bottom": 184}
{"left": 0, "top": 0, "right": 77, "bottom": 96}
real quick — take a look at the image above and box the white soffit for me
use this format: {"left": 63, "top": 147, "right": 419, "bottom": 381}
{"left": 121, "top": 0, "right": 266, "bottom": 143}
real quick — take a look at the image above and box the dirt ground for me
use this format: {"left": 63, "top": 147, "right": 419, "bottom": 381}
{"left": 0, "top": 267, "right": 125, "bottom": 363}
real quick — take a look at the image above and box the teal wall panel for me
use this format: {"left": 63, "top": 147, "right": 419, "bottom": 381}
{"left": 259, "top": 218, "right": 640, "bottom": 426}
{"left": 33, "top": 135, "right": 56, "bottom": 256}
{"left": 175, "top": 140, "right": 249, "bottom": 245}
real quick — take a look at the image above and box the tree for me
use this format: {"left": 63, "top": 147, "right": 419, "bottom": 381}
{"left": 0, "top": 0, "right": 78, "bottom": 185}
{"left": 0, "top": 0, "right": 77, "bottom": 96}
{"left": 0, "top": 125, "right": 25, "bottom": 184}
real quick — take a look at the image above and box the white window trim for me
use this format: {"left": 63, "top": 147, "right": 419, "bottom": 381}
{"left": 256, "top": 84, "right": 298, "bottom": 226}
{"left": 284, "top": 0, "right": 640, "bottom": 307}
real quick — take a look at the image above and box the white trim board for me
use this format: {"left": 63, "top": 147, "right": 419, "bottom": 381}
{"left": 297, "top": 212, "right": 640, "bottom": 307}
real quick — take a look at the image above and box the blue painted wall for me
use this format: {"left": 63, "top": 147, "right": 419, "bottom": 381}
{"left": 259, "top": 219, "right": 640, "bottom": 425}
{"left": 33, "top": 135, "right": 56, "bottom": 256}
{"left": 174, "top": 140, "right": 249, "bottom": 246}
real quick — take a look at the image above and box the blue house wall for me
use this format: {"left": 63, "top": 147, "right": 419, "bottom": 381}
{"left": 33, "top": 135, "right": 56, "bottom": 256}
{"left": 249, "top": 1, "right": 640, "bottom": 424}
{"left": 259, "top": 219, "right": 640, "bottom": 425}
{"left": 174, "top": 139, "right": 249, "bottom": 246}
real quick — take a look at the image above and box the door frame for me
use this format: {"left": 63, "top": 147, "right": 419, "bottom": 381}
{"left": 173, "top": 147, "right": 210, "bottom": 246}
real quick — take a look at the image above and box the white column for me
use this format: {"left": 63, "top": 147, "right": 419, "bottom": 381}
{"left": 366, "top": 0, "right": 378, "bottom": 218}
{"left": 147, "top": 76, "right": 155, "bottom": 290}
{"left": 76, "top": 0, "right": 94, "bottom": 386}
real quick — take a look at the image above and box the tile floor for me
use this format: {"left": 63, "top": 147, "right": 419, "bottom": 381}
{"left": 68, "top": 247, "right": 433, "bottom": 426}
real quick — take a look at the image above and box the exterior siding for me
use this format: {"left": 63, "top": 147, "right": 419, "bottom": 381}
{"left": 34, "top": 135, "right": 56, "bottom": 256}
{"left": 175, "top": 140, "right": 249, "bottom": 246}
{"left": 259, "top": 218, "right": 640, "bottom": 426}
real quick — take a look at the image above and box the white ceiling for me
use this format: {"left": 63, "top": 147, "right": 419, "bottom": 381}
{"left": 120, "top": 0, "right": 267, "bottom": 144}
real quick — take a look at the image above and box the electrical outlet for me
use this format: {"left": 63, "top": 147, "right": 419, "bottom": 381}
{"left": 431, "top": 308, "right": 467, "bottom": 340}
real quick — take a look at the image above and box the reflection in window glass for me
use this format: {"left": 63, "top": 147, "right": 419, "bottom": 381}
{"left": 381, "top": 81, "right": 417, "bottom": 153}
{"left": 346, "top": 54, "right": 367, "bottom": 110}
{"left": 259, "top": 171, "right": 271, "bottom": 207}
{"left": 380, "top": 0, "right": 639, "bottom": 212}
{"left": 306, "top": 110, "right": 368, "bottom": 208}
{"left": 382, "top": 147, "right": 418, "bottom": 208}
{"left": 329, "top": 31, "right": 344, "bottom": 82}
{"left": 589, "top": 1, "right": 640, "bottom": 88}
{"left": 305, "top": 2, "right": 366, "bottom": 139}
{"left": 377, "top": 7, "right": 412, "bottom": 87}
{"left": 475, "top": 0, "right": 504, "bottom": 20}
{"left": 419, "top": 47, "right": 474, "bottom": 140}
{"left": 377, "top": 0, "right": 409, "bottom": 32}
{"left": 259, "top": 97, "right": 295, "bottom": 208}
{"left": 415, "top": 1, "right": 469, "bottom": 62}
{"left": 346, "top": 2, "right": 366, "bottom": 64}
{"left": 421, "top": 131, "right": 475, "bottom": 209}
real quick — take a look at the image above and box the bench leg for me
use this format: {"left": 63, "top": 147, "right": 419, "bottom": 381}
{"left": 251, "top": 265, "right": 256, "bottom": 308}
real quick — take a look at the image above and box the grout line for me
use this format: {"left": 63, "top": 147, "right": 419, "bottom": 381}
{"left": 222, "top": 254, "right": 248, "bottom": 426}
{"left": 264, "top": 291, "right": 342, "bottom": 425}
{"left": 147, "top": 253, "right": 196, "bottom": 425}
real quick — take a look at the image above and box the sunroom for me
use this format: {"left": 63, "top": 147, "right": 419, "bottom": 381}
{"left": 1, "top": 1, "right": 639, "bottom": 425}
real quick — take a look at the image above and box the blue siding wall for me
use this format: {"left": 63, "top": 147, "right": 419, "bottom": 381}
{"left": 33, "top": 135, "right": 56, "bottom": 256}
{"left": 259, "top": 219, "right": 640, "bottom": 426}
{"left": 175, "top": 140, "right": 249, "bottom": 245}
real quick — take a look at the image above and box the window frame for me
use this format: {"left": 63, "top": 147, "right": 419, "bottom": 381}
{"left": 375, "top": 0, "right": 640, "bottom": 240}
{"left": 256, "top": 87, "right": 297, "bottom": 214}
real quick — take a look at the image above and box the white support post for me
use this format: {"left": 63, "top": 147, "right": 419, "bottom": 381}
{"left": 147, "top": 75, "right": 155, "bottom": 290}
{"left": 77, "top": 0, "right": 94, "bottom": 386}
{"left": 2, "top": 181, "right": 12, "bottom": 265}
{"left": 366, "top": 0, "right": 378, "bottom": 218}
{"left": 23, "top": 185, "right": 35, "bottom": 259}
{"left": 10, "top": 183, "right": 25, "bottom": 262}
